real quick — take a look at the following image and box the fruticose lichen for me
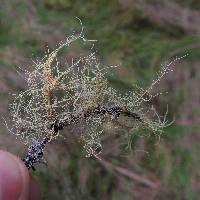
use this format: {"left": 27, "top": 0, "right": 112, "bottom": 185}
{"left": 6, "top": 20, "right": 185, "bottom": 170}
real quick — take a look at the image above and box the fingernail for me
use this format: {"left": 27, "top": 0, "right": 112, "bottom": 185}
{"left": 0, "top": 151, "right": 29, "bottom": 200}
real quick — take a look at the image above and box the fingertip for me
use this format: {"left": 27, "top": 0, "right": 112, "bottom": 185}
{"left": 0, "top": 151, "right": 30, "bottom": 200}
{"left": 29, "top": 175, "right": 41, "bottom": 200}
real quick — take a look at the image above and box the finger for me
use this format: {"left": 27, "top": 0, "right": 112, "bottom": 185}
{"left": 29, "top": 175, "right": 41, "bottom": 200}
{"left": 0, "top": 151, "right": 30, "bottom": 200}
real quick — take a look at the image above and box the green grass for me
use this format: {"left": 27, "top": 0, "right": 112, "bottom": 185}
{"left": 0, "top": 27, "right": 13, "bottom": 48}
{"left": 170, "top": 147, "right": 195, "bottom": 200}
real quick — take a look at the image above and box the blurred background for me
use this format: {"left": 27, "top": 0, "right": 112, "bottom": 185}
{"left": 1, "top": 0, "right": 200, "bottom": 199}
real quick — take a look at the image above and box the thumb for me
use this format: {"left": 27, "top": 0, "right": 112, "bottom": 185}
{"left": 0, "top": 151, "right": 30, "bottom": 200}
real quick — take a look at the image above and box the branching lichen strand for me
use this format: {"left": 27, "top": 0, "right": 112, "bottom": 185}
{"left": 7, "top": 21, "right": 182, "bottom": 170}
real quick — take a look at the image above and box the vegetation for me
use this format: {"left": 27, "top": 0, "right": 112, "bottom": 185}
{"left": 1, "top": 0, "right": 200, "bottom": 199}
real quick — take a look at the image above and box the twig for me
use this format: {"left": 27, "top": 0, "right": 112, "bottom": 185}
{"left": 22, "top": 105, "right": 142, "bottom": 170}
{"left": 95, "top": 156, "right": 160, "bottom": 189}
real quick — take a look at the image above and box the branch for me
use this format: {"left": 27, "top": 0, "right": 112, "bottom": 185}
{"left": 95, "top": 156, "right": 160, "bottom": 189}
{"left": 22, "top": 105, "right": 142, "bottom": 170}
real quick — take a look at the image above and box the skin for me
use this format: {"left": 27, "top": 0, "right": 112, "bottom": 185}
{"left": 0, "top": 151, "right": 41, "bottom": 200}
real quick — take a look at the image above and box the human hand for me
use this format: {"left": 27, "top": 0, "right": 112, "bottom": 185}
{"left": 0, "top": 151, "right": 41, "bottom": 200}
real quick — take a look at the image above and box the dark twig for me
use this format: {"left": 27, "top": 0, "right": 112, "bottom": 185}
{"left": 22, "top": 105, "right": 142, "bottom": 170}
{"left": 22, "top": 137, "right": 50, "bottom": 170}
